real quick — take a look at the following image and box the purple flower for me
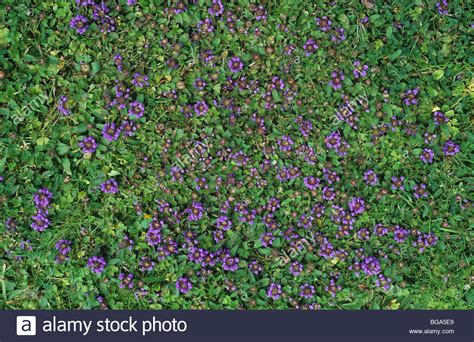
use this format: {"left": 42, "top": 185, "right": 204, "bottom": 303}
{"left": 300, "top": 284, "right": 315, "bottom": 299}
{"left": 197, "top": 18, "right": 214, "bottom": 33}
{"left": 209, "top": 0, "right": 224, "bottom": 16}
{"left": 140, "top": 256, "right": 155, "bottom": 272}
{"left": 436, "top": 0, "right": 449, "bottom": 15}
{"left": 289, "top": 261, "right": 303, "bottom": 276}
{"left": 322, "top": 186, "right": 335, "bottom": 201}
{"left": 102, "top": 122, "right": 121, "bottom": 142}
{"left": 87, "top": 256, "right": 107, "bottom": 274}
{"left": 113, "top": 54, "right": 123, "bottom": 71}
{"left": 58, "top": 96, "right": 72, "bottom": 116}
{"left": 120, "top": 120, "right": 137, "bottom": 137}
{"left": 433, "top": 111, "right": 449, "bottom": 125}
{"left": 353, "top": 60, "right": 368, "bottom": 79}
{"left": 128, "top": 101, "right": 145, "bottom": 119}
{"left": 315, "top": 16, "right": 332, "bottom": 31}
{"left": 267, "top": 283, "right": 282, "bottom": 300}
{"left": 304, "top": 176, "right": 320, "bottom": 190}
{"left": 248, "top": 260, "right": 263, "bottom": 275}
{"left": 255, "top": 5, "right": 267, "bottom": 21}
{"left": 391, "top": 176, "right": 405, "bottom": 190}
{"left": 443, "top": 141, "right": 460, "bottom": 156}
{"left": 329, "top": 69, "right": 344, "bottom": 90}
{"left": 373, "top": 224, "right": 388, "bottom": 237}
{"left": 55, "top": 239, "right": 72, "bottom": 255}
{"left": 132, "top": 73, "right": 148, "bottom": 88}
{"left": 228, "top": 56, "right": 243, "bottom": 73}
{"left": 119, "top": 273, "right": 134, "bottom": 289}
{"left": 394, "top": 226, "right": 409, "bottom": 243}
{"left": 222, "top": 254, "right": 239, "bottom": 272}
{"left": 100, "top": 178, "right": 118, "bottom": 194}
{"left": 194, "top": 77, "right": 207, "bottom": 90}
{"left": 277, "top": 135, "right": 294, "bottom": 151}
{"left": 79, "top": 136, "right": 98, "bottom": 154}
{"left": 324, "top": 131, "right": 342, "bottom": 149}
{"left": 185, "top": 202, "right": 205, "bottom": 221}
{"left": 361, "top": 256, "right": 381, "bottom": 276}
{"left": 31, "top": 211, "right": 50, "bottom": 231}
{"left": 216, "top": 216, "right": 232, "bottom": 231}
{"left": 357, "top": 228, "right": 370, "bottom": 241}
{"left": 33, "top": 188, "right": 53, "bottom": 209}
{"left": 146, "top": 220, "right": 162, "bottom": 246}
{"left": 70, "top": 15, "right": 88, "bottom": 35}
{"left": 375, "top": 274, "right": 392, "bottom": 290}
{"left": 420, "top": 148, "right": 435, "bottom": 164}
{"left": 348, "top": 197, "right": 365, "bottom": 215}
{"left": 259, "top": 232, "right": 274, "bottom": 247}
{"left": 413, "top": 183, "right": 428, "bottom": 198}
{"left": 176, "top": 277, "right": 192, "bottom": 293}
{"left": 363, "top": 169, "right": 379, "bottom": 186}
{"left": 414, "top": 232, "right": 438, "bottom": 252}
{"left": 402, "top": 88, "right": 419, "bottom": 106}
{"left": 303, "top": 39, "right": 318, "bottom": 56}
{"left": 193, "top": 101, "right": 209, "bottom": 116}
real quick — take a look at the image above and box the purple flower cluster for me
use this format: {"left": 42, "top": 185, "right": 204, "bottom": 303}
{"left": 87, "top": 256, "right": 107, "bottom": 274}
{"left": 54, "top": 239, "right": 72, "bottom": 262}
{"left": 100, "top": 178, "right": 119, "bottom": 194}
{"left": 31, "top": 188, "right": 53, "bottom": 232}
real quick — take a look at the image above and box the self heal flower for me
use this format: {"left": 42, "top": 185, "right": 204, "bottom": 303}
{"left": 100, "top": 178, "right": 118, "bottom": 194}
{"left": 436, "top": 0, "right": 449, "bottom": 15}
{"left": 33, "top": 188, "right": 53, "bottom": 209}
{"left": 132, "top": 73, "right": 148, "bottom": 88}
{"left": 322, "top": 186, "right": 335, "bottom": 201}
{"left": 402, "top": 87, "right": 419, "bottom": 106}
{"left": 300, "top": 284, "right": 315, "bottom": 299}
{"left": 420, "top": 148, "right": 435, "bottom": 164}
{"left": 433, "top": 111, "right": 449, "bottom": 125}
{"left": 87, "top": 256, "right": 107, "bottom": 274}
{"left": 315, "top": 16, "right": 332, "bottom": 31}
{"left": 348, "top": 197, "right": 365, "bottom": 215}
{"left": 304, "top": 176, "right": 320, "bottom": 190}
{"left": 289, "top": 261, "right": 303, "bottom": 276}
{"left": 361, "top": 256, "right": 381, "bottom": 276}
{"left": 209, "top": 0, "right": 224, "bottom": 16}
{"left": 443, "top": 141, "right": 460, "bottom": 156}
{"left": 55, "top": 239, "right": 72, "bottom": 255}
{"left": 414, "top": 232, "right": 438, "bottom": 252}
{"left": 353, "top": 60, "right": 368, "bottom": 79}
{"left": 303, "top": 38, "right": 318, "bottom": 56}
{"left": 222, "top": 255, "right": 239, "bottom": 272}
{"left": 102, "top": 122, "right": 121, "bottom": 142}
{"left": 329, "top": 69, "right": 344, "bottom": 90}
{"left": 79, "top": 136, "right": 98, "bottom": 154}
{"left": 259, "top": 232, "right": 274, "bottom": 247}
{"left": 193, "top": 101, "right": 209, "bottom": 116}
{"left": 277, "top": 135, "right": 294, "bottom": 151}
{"left": 140, "top": 256, "right": 155, "bottom": 272}
{"left": 363, "top": 169, "right": 379, "bottom": 186}
{"left": 376, "top": 274, "right": 392, "bottom": 290}
{"left": 120, "top": 120, "right": 137, "bottom": 137}
{"left": 185, "top": 202, "right": 205, "bottom": 221}
{"left": 394, "top": 226, "right": 409, "bottom": 243}
{"left": 128, "top": 101, "right": 145, "bottom": 119}
{"left": 413, "top": 183, "right": 428, "bottom": 198}
{"left": 113, "top": 54, "right": 123, "bottom": 71}
{"left": 176, "top": 277, "right": 192, "bottom": 293}
{"left": 58, "top": 96, "right": 72, "bottom": 116}
{"left": 70, "top": 15, "right": 88, "bottom": 35}
{"left": 228, "top": 56, "right": 243, "bottom": 73}
{"left": 267, "top": 283, "right": 282, "bottom": 300}
{"left": 31, "top": 211, "right": 50, "bottom": 231}
{"left": 197, "top": 18, "right": 214, "bottom": 33}
{"left": 391, "top": 176, "right": 405, "bottom": 190}
{"left": 118, "top": 273, "right": 134, "bottom": 289}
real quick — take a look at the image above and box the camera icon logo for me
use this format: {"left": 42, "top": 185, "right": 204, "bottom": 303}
{"left": 16, "top": 316, "right": 37, "bottom": 336}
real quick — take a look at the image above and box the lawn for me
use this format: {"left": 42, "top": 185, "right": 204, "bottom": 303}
{"left": 0, "top": 0, "right": 472, "bottom": 309}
